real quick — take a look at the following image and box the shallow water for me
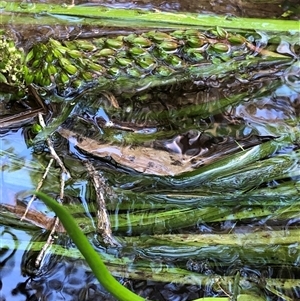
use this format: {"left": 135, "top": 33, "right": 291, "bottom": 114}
{"left": 1, "top": 1, "right": 300, "bottom": 301}
{"left": 2, "top": 68, "right": 300, "bottom": 300}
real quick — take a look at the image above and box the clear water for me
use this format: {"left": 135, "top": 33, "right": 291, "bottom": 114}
{"left": 1, "top": 1, "right": 300, "bottom": 301}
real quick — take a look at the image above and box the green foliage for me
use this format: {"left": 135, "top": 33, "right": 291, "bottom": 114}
{"left": 0, "top": 32, "right": 25, "bottom": 88}
{"left": 33, "top": 191, "right": 145, "bottom": 301}
{"left": 3, "top": 3, "right": 300, "bottom": 31}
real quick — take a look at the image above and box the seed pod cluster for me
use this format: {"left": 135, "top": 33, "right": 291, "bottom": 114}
{"left": 12, "top": 28, "right": 249, "bottom": 94}
{"left": 0, "top": 33, "right": 25, "bottom": 89}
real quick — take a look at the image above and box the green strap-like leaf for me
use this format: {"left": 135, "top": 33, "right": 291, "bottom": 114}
{"left": 33, "top": 191, "right": 145, "bottom": 301}
{"left": 3, "top": 3, "right": 300, "bottom": 32}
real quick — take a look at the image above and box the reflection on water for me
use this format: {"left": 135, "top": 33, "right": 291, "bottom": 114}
{"left": 1, "top": 130, "right": 36, "bottom": 193}
{"left": 0, "top": 226, "right": 36, "bottom": 301}
{"left": 24, "top": 253, "right": 115, "bottom": 301}
{"left": 1, "top": 3, "right": 300, "bottom": 300}
{"left": 2, "top": 69, "right": 300, "bottom": 299}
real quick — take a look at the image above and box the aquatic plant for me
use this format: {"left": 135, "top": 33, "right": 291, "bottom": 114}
{"left": 33, "top": 191, "right": 145, "bottom": 301}
{"left": 0, "top": 32, "right": 25, "bottom": 89}
{"left": 1, "top": 3, "right": 299, "bottom": 301}
{"left": 34, "top": 190, "right": 293, "bottom": 301}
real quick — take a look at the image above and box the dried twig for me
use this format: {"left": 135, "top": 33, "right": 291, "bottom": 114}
{"left": 46, "top": 137, "right": 70, "bottom": 179}
{"left": 21, "top": 158, "right": 54, "bottom": 220}
{"left": 84, "top": 160, "right": 121, "bottom": 247}
{"left": 34, "top": 138, "right": 70, "bottom": 267}
{"left": 21, "top": 112, "right": 71, "bottom": 267}
{"left": 35, "top": 216, "right": 60, "bottom": 267}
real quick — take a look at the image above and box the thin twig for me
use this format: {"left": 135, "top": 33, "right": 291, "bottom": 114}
{"left": 46, "top": 137, "right": 70, "bottom": 178}
{"left": 84, "top": 160, "right": 121, "bottom": 247}
{"left": 21, "top": 158, "right": 54, "bottom": 220}
{"left": 34, "top": 137, "right": 71, "bottom": 267}
{"left": 35, "top": 216, "right": 60, "bottom": 267}
{"left": 26, "top": 113, "right": 71, "bottom": 267}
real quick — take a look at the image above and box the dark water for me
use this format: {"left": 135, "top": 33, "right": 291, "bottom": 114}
{"left": 1, "top": 1, "right": 300, "bottom": 301}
